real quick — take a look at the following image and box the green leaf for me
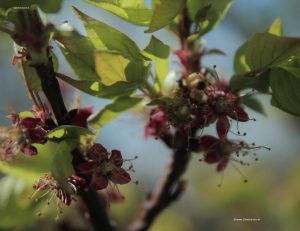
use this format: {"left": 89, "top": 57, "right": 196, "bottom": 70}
{"left": 95, "top": 51, "right": 149, "bottom": 85}
{"left": 233, "top": 42, "right": 251, "bottom": 74}
{"left": 88, "top": 96, "right": 142, "bottom": 129}
{"left": 56, "top": 73, "right": 138, "bottom": 99}
{"left": 187, "top": 0, "right": 233, "bottom": 36}
{"left": 0, "top": 0, "right": 64, "bottom": 13}
{"left": 84, "top": 0, "right": 152, "bottom": 26}
{"left": 20, "top": 60, "right": 42, "bottom": 92}
{"left": 230, "top": 71, "right": 270, "bottom": 93}
{"left": 270, "top": 68, "right": 300, "bottom": 116}
{"left": 54, "top": 29, "right": 99, "bottom": 81}
{"left": 241, "top": 96, "right": 266, "bottom": 116}
{"left": 50, "top": 140, "right": 75, "bottom": 193}
{"left": 95, "top": 51, "right": 128, "bottom": 85}
{"left": 268, "top": 18, "right": 283, "bottom": 36}
{"left": 278, "top": 58, "right": 300, "bottom": 79}
{"left": 145, "top": 0, "right": 186, "bottom": 33}
{"left": 142, "top": 36, "right": 170, "bottom": 88}
{"left": 73, "top": 7, "right": 141, "bottom": 59}
{"left": 47, "top": 125, "right": 94, "bottom": 142}
{"left": 0, "top": 142, "right": 53, "bottom": 184}
{"left": 240, "top": 33, "right": 300, "bottom": 74}
{"left": 231, "top": 33, "right": 300, "bottom": 92}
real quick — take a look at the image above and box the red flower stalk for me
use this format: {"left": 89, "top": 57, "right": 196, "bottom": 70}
{"left": 174, "top": 48, "right": 202, "bottom": 76}
{"left": 144, "top": 108, "right": 168, "bottom": 138}
{"left": 199, "top": 135, "right": 270, "bottom": 172}
{"left": 77, "top": 144, "right": 131, "bottom": 191}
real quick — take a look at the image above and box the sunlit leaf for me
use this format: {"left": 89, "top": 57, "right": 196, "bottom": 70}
{"left": 47, "top": 125, "right": 94, "bottom": 142}
{"left": 0, "top": 143, "right": 53, "bottom": 184}
{"left": 84, "top": 0, "right": 152, "bottom": 26}
{"left": 145, "top": 0, "right": 186, "bottom": 33}
{"left": 73, "top": 7, "right": 141, "bottom": 59}
{"left": 54, "top": 29, "right": 99, "bottom": 81}
{"left": 56, "top": 73, "right": 138, "bottom": 99}
{"left": 88, "top": 96, "right": 142, "bottom": 129}
{"left": 268, "top": 18, "right": 283, "bottom": 36}
{"left": 95, "top": 51, "right": 150, "bottom": 86}
{"left": 50, "top": 140, "right": 75, "bottom": 192}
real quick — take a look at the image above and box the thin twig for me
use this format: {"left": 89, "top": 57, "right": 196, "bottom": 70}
{"left": 33, "top": 57, "right": 115, "bottom": 231}
{"left": 129, "top": 129, "right": 195, "bottom": 231}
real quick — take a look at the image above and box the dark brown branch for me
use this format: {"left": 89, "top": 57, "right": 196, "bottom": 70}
{"left": 129, "top": 129, "right": 195, "bottom": 231}
{"left": 34, "top": 57, "right": 115, "bottom": 231}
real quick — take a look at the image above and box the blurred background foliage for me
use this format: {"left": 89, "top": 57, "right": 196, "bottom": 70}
{"left": 1, "top": 0, "right": 300, "bottom": 230}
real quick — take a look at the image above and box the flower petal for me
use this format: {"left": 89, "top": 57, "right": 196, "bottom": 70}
{"left": 72, "top": 107, "right": 93, "bottom": 128}
{"left": 229, "top": 106, "right": 249, "bottom": 122}
{"left": 77, "top": 162, "right": 97, "bottom": 174}
{"left": 110, "top": 150, "right": 123, "bottom": 167}
{"left": 28, "top": 128, "right": 46, "bottom": 143}
{"left": 87, "top": 143, "right": 109, "bottom": 161}
{"left": 90, "top": 175, "right": 108, "bottom": 191}
{"left": 217, "top": 159, "right": 229, "bottom": 172}
{"left": 109, "top": 169, "right": 131, "bottom": 184}
{"left": 199, "top": 135, "right": 219, "bottom": 150}
{"left": 21, "top": 118, "right": 42, "bottom": 128}
{"left": 216, "top": 117, "right": 230, "bottom": 140}
{"left": 204, "top": 151, "right": 220, "bottom": 164}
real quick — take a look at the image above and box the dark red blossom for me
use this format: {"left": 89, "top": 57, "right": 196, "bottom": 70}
{"left": 11, "top": 114, "right": 46, "bottom": 156}
{"left": 199, "top": 135, "right": 269, "bottom": 172}
{"left": 77, "top": 144, "right": 131, "bottom": 191}
{"left": 204, "top": 81, "right": 249, "bottom": 139}
{"left": 144, "top": 108, "right": 168, "bottom": 138}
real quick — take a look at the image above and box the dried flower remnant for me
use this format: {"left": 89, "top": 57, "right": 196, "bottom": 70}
{"left": 32, "top": 174, "right": 85, "bottom": 218}
{"left": 77, "top": 144, "right": 132, "bottom": 191}
{"left": 204, "top": 80, "right": 250, "bottom": 139}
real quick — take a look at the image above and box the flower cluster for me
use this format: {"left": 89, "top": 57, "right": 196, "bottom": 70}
{"left": 144, "top": 71, "right": 269, "bottom": 173}
{"left": 4, "top": 114, "right": 45, "bottom": 157}
{"left": 77, "top": 143, "right": 131, "bottom": 191}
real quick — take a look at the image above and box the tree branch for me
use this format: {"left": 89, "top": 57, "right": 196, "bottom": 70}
{"left": 129, "top": 129, "right": 195, "bottom": 231}
{"left": 34, "top": 57, "right": 115, "bottom": 231}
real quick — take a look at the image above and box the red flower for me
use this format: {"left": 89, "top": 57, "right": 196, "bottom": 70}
{"left": 11, "top": 114, "right": 47, "bottom": 156}
{"left": 204, "top": 81, "right": 249, "bottom": 139}
{"left": 199, "top": 135, "right": 269, "bottom": 172}
{"left": 199, "top": 135, "right": 232, "bottom": 172}
{"left": 77, "top": 144, "right": 131, "bottom": 191}
{"left": 144, "top": 108, "right": 168, "bottom": 138}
